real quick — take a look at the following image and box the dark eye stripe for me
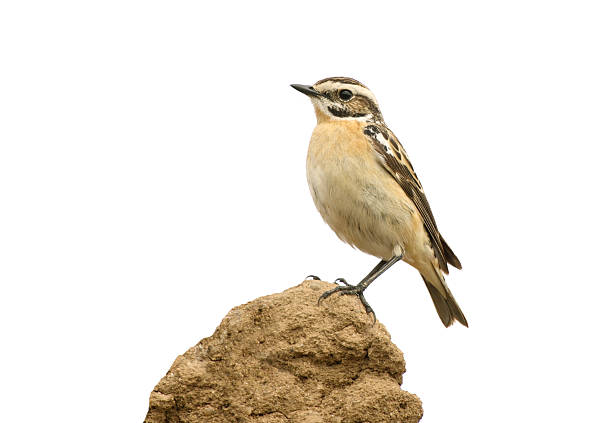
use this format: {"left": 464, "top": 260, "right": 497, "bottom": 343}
{"left": 354, "top": 94, "right": 381, "bottom": 117}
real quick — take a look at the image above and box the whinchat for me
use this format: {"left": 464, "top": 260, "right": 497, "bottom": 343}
{"left": 292, "top": 77, "right": 467, "bottom": 327}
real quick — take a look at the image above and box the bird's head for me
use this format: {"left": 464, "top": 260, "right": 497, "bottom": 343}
{"left": 291, "top": 77, "right": 383, "bottom": 123}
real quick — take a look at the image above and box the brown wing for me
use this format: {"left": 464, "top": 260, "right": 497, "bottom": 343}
{"left": 363, "top": 124, "right": 461, "bottom": 273}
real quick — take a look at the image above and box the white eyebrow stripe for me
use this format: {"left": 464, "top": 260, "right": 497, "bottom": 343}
{"left": 316, "top": 81, "right": 380, "bottom": 106}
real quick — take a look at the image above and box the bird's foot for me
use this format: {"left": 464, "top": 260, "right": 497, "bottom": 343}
{"left": 305, "top": 274, "right": 321, "bottom": 280}
{"left": 318, "top": 281, "right": 376, "bottom": 322}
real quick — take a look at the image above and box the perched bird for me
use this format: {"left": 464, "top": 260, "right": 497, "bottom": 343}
{"left": 291, "top": 77, "right": 467, "bottom": 327}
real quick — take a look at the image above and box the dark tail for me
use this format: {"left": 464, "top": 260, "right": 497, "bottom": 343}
{"left": 422, "top": 275, "right": 468, "bottom": 328}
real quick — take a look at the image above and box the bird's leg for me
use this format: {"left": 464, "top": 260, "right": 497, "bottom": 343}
{"left": 318, "top": 254, "right": 403, "bottom": 320}
{"left": 334, "top": 259, "right": 387, "bottom": 286}
{"left": 308, "top": 258, "right": 388, "bottom": 285}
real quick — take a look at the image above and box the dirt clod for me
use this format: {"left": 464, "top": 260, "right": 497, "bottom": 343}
{"left": 144, "top": 280, "right": 422, "bottom": 422}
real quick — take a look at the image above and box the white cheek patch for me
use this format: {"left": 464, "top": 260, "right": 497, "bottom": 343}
{"left": 311, "top": 97, "right": 352, "bottom": 120}
{"left": 310, "top": 97, "right": 334, "bottom": 118}
{"left": 352, "top": 113, "right": 374, "bottom": 122}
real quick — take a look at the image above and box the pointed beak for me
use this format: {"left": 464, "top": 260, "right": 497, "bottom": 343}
{"left": 290, "top": 84, "right": 321, "bottom": 98}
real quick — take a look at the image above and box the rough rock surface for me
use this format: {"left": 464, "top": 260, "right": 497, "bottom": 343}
{"left": 145, "top": 280, "right": 422, "bottom": 423}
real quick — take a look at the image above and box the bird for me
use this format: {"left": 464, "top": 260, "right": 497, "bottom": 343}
{"left": 291, "top": 77, "right": 468, "bottom": 327}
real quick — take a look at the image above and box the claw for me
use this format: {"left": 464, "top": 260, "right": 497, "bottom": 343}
{"left": 317, "top": 285, "right": 342, "bottom": 305}
{"left": 334, "top": 278, "right": 350, "bottom": 286}
{"left": 358, "top": 293, "right": 376, "bottom": 324}
{"left": 305, "top": 274, "right": 321, "bottom": 280}
{"left": 318, "top": 283, "right": 377, "bottom": 322}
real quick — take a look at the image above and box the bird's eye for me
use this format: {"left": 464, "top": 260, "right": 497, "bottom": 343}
{"left": 339, "top": 89, "right": 353, "bottom": 101}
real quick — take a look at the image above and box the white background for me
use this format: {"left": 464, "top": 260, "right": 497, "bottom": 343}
{"left": 1, "top": 1, "right": 611, "bottom": 422}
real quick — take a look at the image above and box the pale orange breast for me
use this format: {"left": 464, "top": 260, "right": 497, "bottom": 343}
{"left": 306, "top": 120, "right": 424, "bottom": 261}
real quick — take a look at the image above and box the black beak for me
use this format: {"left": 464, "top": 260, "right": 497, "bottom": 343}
{"left": 291, "top": 84, "right": 321, "bottom": 98}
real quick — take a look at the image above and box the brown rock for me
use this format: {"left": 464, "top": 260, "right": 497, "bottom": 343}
{"left": 144, "top": 280, "right": 423, "bottom": 423}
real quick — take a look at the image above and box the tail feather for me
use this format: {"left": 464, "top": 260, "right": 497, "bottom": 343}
{"left": 422, "top": 275, "right": 468, "bottom": 328}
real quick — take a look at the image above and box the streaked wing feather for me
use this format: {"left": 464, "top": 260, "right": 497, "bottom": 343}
{"left": 363, "top": 124, "right": 450, "bottom": 273}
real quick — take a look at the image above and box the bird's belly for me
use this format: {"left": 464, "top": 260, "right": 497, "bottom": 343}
{"left": 306, "top": 155, "right": 418, "bottom": 261}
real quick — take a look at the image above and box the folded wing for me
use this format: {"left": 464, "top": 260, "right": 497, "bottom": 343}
{"left": 363, "top": 124, "right": 461, "bottom": 273}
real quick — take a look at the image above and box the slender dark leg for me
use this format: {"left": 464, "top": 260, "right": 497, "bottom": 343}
{"left": 334, "top": 259, "right": 388, "bottom": 286}
{"left": 308, "top": 259, "right": 388, "bottom": 285}
{"left": 318, "top": 254, "right": 403, "bottom": 321}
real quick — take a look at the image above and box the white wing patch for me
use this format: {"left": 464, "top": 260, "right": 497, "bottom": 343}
{"left": 364, "top": 125, "right": 393, "bottom": 156}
